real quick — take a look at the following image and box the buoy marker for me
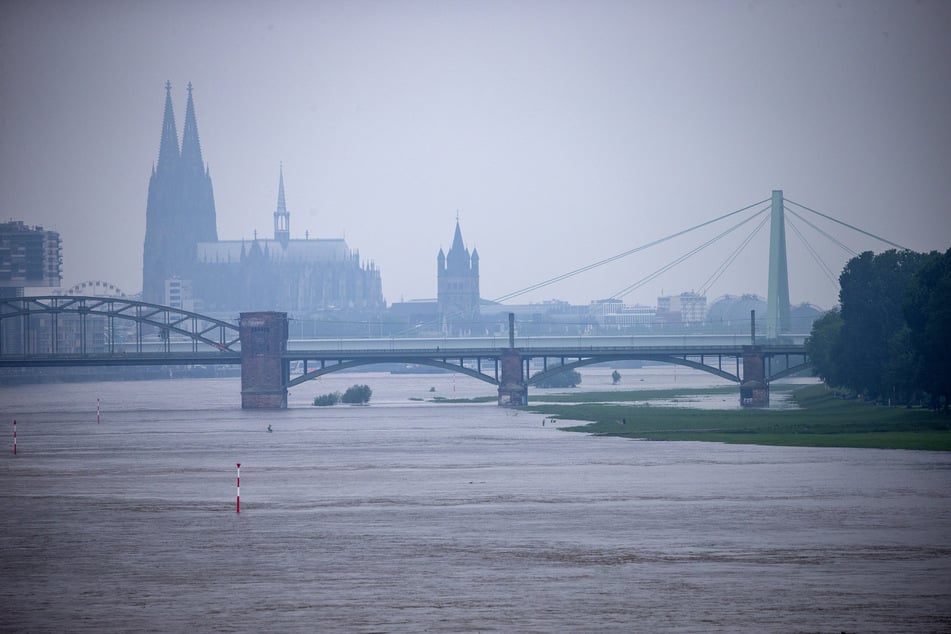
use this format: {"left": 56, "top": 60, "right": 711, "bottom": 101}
{"left": 13, "top": 419, "right": 16, "bottom": 456}
{"left": 236, "top": 463, "right": 241, "bottom": 513}
{"left": 97, "top": 398, "right": 101, "bottom": 424}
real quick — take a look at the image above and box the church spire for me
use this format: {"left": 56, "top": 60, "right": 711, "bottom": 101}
{"left": 274, "top": 163, "right": 290, "bottom": 247}
{"left": 157, "top": 80, "right": 179, "bottom": 173}
{"left": 450, "top": 219, "right": 466, "bottom": 254}
{"left": 180, "top": 82, "right": 204, "bottom": 173}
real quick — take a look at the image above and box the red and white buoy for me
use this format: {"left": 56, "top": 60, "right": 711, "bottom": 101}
{"left": 13, "top": 419, "right": 16, "bottom": 456}
{"left": 236, "top": 463, "right": 241, "bottom": 513}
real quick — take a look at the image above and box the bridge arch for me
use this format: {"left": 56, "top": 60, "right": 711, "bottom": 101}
{"left": 286, "top": 357, "right": 500, "bottom": 388}
{"left": 526, "top": 354, "right": 741, "bottom": 386}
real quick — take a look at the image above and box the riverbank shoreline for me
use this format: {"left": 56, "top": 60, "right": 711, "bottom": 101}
{"left": 525, "top": 384, "right": 951, "bottom": 451}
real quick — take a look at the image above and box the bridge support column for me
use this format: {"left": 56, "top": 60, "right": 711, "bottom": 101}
{"left": 240, "top": 312, "right": 288, "bottom": 409}
{"left": 740, "top": 345, "right": 769, "bottom": 407}
{"left": 498, "top": 348, "right": 528, "bottom": 406}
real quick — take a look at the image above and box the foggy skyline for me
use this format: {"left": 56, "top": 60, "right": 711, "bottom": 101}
{"left": 2, "top": 0, "right": 949, "bottom": 311}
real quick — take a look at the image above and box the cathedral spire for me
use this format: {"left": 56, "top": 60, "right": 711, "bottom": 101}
{"left": 157, "top": 80, "right": 179, "bottom": 173}
{"left": 180, "top": 81, "right": 204, "bottom": 173}
{"left": 276, "top": 163, "right": 287, "bottom": 214}
{"left": 274, "top": 163, "right": 290, "bottom": 247}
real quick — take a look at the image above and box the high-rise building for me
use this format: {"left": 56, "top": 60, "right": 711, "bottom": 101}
{"left": 0, "top": 220, "right": 62, "bottom": 297}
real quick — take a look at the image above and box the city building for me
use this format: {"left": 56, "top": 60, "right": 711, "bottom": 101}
{"left": 656, "top": 292, "right": 706, "bottom": 327}
{"left": 0, "top": 220, "right": 62, "bottom": 298}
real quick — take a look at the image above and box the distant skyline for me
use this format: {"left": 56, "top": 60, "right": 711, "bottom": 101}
{"left": 2, "top": 0, "right": 949, "bottom": 310}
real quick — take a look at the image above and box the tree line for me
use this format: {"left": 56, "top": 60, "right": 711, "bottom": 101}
{"left": 806, "top": 248, "right": 950, "bottom": 410}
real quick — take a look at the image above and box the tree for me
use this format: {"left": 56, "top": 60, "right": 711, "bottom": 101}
{"left": 341, "top": 384, "right": 373, "bottom": 404}
{"left": 836, "top": 250, "right": 930, "bottom": 400}
{"left": 805, "top": 308, "right": 844, "bottom": 388}
{"left": 904, "top": 248, "right": 951, "bottom": 410}
{"left": 883, "top": 326, "right": 924, "bottom": 406}
{"left": 534, "top": 368, "right": 582, "bottom": 388}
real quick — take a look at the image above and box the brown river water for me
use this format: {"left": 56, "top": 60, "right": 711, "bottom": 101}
{"left": 1, "top": 369, "right": 949, "bottom": 633}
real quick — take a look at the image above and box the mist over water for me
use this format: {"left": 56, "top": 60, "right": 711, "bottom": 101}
{"left": 1, "top": 372, "right": 949, "bottom": 633}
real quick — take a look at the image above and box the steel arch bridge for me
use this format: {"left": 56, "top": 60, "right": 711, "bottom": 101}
{"left": 0, "top": 295, "right": 240, "bottom": 362}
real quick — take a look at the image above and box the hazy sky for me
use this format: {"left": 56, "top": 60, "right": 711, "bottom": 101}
{"left": 2, "top": 0, "right": 949, "bottom": 311}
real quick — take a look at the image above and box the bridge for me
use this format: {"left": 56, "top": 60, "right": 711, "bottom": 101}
{"left": 0, "top": 295, "right": 806, "bottom": 407}
{"left": 1, "top": 189, "right": 848, "bottom": 407}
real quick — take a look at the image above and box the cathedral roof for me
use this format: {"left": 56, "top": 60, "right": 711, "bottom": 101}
{"left": 197, "top": 238, "right": 353, "bottom": 264}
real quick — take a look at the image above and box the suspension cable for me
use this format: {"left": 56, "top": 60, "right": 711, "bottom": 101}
{"left": 698, "top": 211, "right": 770, "bottom": 296}
{"left": 784, "top": 206, "right": 858, "bottom": 257}
{"left": 784, "top": 214, "right": 840, "bottom": 288}
{"left": 490, "top": 197, "right": 770, "bottom": 304}
{"left": 610, "top": 205, "right": 769, "bottom": 300}
{"left": 784, "top": 198, "right": 908, "bottom": 250}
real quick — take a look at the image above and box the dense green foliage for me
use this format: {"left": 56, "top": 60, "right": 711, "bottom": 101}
{"left": 533, "top": 368, "right": 582, "bottom": 388}
{"left": 530, "top": 384, "right": 951, "bottom": 451}
{"left": 341, "top": 384, "right": 373, "bottom": 404}
{"left": 904, "top": 248, "right": 951, "bottom": 409}
{"left": 806, "top": 248, "right": 951, "bottom": 409}
{"left": 313, "top": 392, "right": 341, "bottom": 406}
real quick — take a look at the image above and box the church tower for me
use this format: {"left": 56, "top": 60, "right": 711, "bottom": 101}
{"left": 437, "top": 219, "right": 480, "bottom": 332}
{"left": 142, "top": 81, "right": 218, "bottom": 304}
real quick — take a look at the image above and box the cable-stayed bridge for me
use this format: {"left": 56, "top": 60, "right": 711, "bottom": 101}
{"left": 1, "top": 190, "right": 903, "bottom": 407}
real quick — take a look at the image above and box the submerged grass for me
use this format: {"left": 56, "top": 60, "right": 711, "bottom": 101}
{"left": 525, "top": 384, "right": 951, "bottom": 451}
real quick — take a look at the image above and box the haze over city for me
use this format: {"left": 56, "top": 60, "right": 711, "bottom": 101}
{"left": 2, "top": 0, "right": 949, "bottom": 310}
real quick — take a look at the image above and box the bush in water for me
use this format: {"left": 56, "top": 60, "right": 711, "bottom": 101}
{"left": 313, "top": 392, "right": 341, "bottom": 406}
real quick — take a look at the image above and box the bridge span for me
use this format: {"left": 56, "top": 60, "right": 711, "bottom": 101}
{"left": 1, "top": 299, "right": 809, "bottom": 408}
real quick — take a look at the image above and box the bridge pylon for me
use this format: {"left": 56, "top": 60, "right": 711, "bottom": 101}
{"left": 240, "top": 311, "right": 289, "bottom": 409}
{"left": 767, "top": 189, "right": 791, "bottom": 339}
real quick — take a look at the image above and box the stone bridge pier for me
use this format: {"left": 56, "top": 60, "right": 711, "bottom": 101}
{"left": 497, "top": 312, "right": 528, "bottom": 406}
{"left": 498, "top": 348, "right": 528, "bottom": 406}
{"left": 740, "top": 345, "right": 769, "bottom": 407}
{"left": 240, "top": 311, "right": 288, "bottom": 409}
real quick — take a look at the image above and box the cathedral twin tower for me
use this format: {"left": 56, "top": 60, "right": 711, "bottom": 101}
{"left": 142, "top": 81, "right": 216, "bottom": 305}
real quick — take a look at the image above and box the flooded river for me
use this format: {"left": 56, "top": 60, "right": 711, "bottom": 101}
{"left": 1, "top": 370, "right": 949, "bottom": 632}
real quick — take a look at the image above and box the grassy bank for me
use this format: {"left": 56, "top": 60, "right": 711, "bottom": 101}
{"left": 524, "top": 384, "right": 951, "bottom": 451}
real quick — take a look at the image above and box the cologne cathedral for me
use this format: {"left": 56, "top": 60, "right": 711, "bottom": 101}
{"left": 141, "top": 82, "right": 384, "bottom": 314}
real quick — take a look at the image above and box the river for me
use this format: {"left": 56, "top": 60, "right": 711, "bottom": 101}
{"left": 1, "top": 369, "right": 949, "bottom": 633}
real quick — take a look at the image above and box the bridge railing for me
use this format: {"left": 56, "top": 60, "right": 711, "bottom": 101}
{"left": 284, "top": 333, "right": 808, "bottom": 353}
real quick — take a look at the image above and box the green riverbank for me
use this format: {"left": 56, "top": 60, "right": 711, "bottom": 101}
{"left": 523, "top": 383, "right": 951, "bottom": 451}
